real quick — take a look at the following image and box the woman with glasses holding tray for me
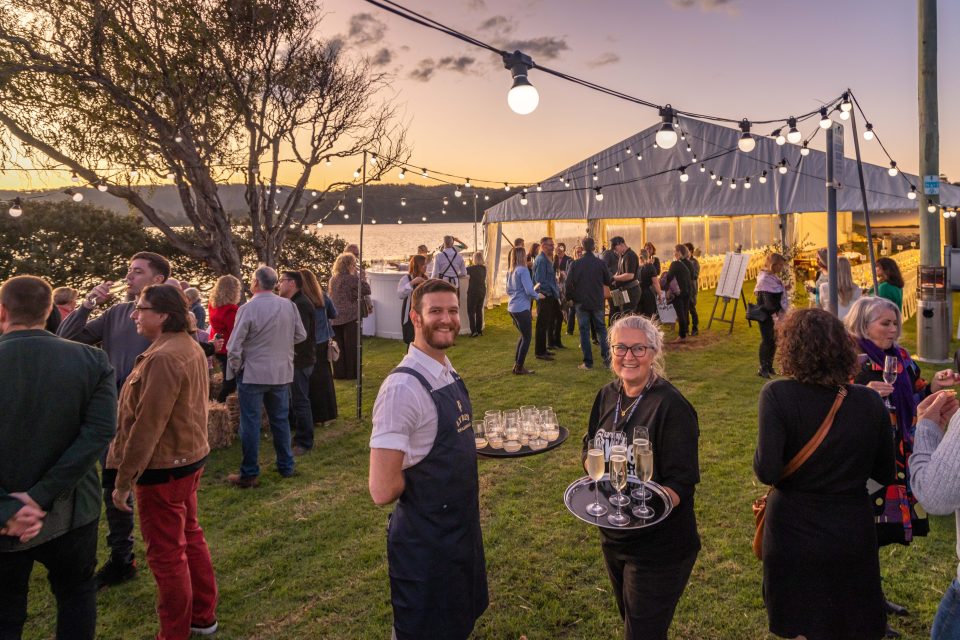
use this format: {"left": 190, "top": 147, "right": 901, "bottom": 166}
{"left": 580, "top": 314, "right": 700, "bottom": 640}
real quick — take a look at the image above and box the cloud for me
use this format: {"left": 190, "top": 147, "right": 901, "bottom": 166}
{"left": 408, "top": 55, "right": 477, "bottom": 81}
{"left": 478, "top": 15, "right": 512, "bottom": 33}
{"left": 669, "top": 0, "right": 737, "bottom": 11}
{"left": 347, "top": 13, "right": 387, "bottom": 47}
{"left": 587, "top": 52, "right": 620, "bottom": 67}
{"left": 467, "top": 0, "right": 487, "bottom": 9}
{"left": 371, "top": 48, "right": 394, "bottom": 67}
{"left": 500, "top": 36, "right": 569, "bottom": 60}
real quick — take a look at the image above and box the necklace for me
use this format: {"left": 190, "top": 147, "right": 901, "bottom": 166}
{"left": 619, "top": 393, "right": 641, "bottom": 418}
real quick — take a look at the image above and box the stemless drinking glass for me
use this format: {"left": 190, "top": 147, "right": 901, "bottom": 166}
{"left": 608, "top": 445, "right": 630, "bottom": 507}
{"left": 608, "top": 453, "right": 630, "bottom": 526}
{"left": 474, "top": 419, "right": 487, "bottom": 449}
{"left": 584, "top": 448, "right": 608, "bottom": 516}
{"left": 503, "top": 416, "right": 522, "bottom": 452}
{"left": 632, "top": 442, "right": 654, "bottom": 519}
{"left": 630, "top": 427, "right": 652, "bottom": 500}
{"left": 883, "top": 355, "right": 898, "bottom": 411}
{"left": 485, "top": 417, "right": 503, "bottom": 449}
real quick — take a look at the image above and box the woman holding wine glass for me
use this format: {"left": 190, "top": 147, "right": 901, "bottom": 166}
{"left": 844, "top": 296, "right": 959, "bottom": 628}
{"left": 755, "top": 308, "right": 895, "bottom": 640}
{"left": 580, "top": 314, "right": 700, "bottom": 640}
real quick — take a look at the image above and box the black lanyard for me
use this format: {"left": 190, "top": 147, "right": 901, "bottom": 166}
{"left": 612, "top": 374, "right": 656, "bottom": 431}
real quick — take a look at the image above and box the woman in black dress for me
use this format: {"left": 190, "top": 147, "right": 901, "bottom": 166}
{"left": 300, "top": 269, "right": 338, "bottom": 425}
{"left": 637, "top": 249, "right": 660, "bottom": 318}
{"left": 755, "top": 308, "right": 895, "bottom": 640}
{"left": 582, "top": 314, "right": 700, "bottom": 640}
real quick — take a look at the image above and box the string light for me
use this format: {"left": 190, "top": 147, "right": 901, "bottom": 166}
{"left": 325, "top": 157, "right": 332, "bottom": 166}
{"left": 401, "top": 197, "right": 407, "bottom": 206}
{"left": 484, "top": 194, "right": 490, "bottom": 201}
{"left": 778, "top": 160, "right": 788, "bottom": 175}
{"left": 888, "top": 161, "right": 898, "bottom": 177}
{"left": 370, "top": 153, "right": 378, "bottom": 165}
{"left": 614, "top": 163, "right": 621, "bottom": 172}
{"left": 564, "top": 179, "right": 571, "bottom": 188}
{"left": 744, "top": 177, "right": 752, "bottom": 189}
{"left": 71, "top": 171, "right": 78, "bottom": 183}
{"left": 317, "top": 222, "right": 324, "bottom": 229}
{"left": 715, "top": 175, "right": 723, "bottom": 187}
{"left": 536, "top": 183, "right": 542, "bottom": 191}
{"left": 337, "top": 201, "right": 345, "bottom": 211}
{"left": 775, "top": 130, "right": 786, "bottom": 146}
{"left": 65, "top": 189, "right": 83, "bottom": 202}
{"left": 343, "top": 213, "right": 350, "bottom": 219}
{"left": 800, "top": 142, "right": 810, "bottom": 157}
{"left": 503, "top": 51, "right": 539, "bottom": 115}
{"left": 421, "top": 216, "right": 427, "bottom": 221}
{"left": 678, "top": 167, "right": 689, "bottom": 183}
{"left": 655, "top": 106, "right": 678, "bottom": 149}
{"left": 454, "top": 186, "right": 462, "bottom": 197}
{"left": 504, "top": 183, "right": 511, "bottom": 191}
{"left": 636, "top": 152, "right": 642, "bottom": 161}
{"left": 129, "top": 167, "right": 139, "bottom": 178}
{"left": 353, "top": 168, "right": 361, "bottom": 178}
{"left": 397, "top": 219, "right": 403, "bottom": 224}
{"left": 907, "top": 186, "right": 917, "bottom": 200}
{"left": 863, "top": 124, "right": 874, "bottom": 141}
{"left": 594, "top": 187, "right": 603, "bottom": 202}
{"left": 928, "top": 203, "right": 938, "bottom": 214}
{"left": 786, "top": 117, "right": 802, "bottom": 144}
{"left": 371, "top": 219, "right": 377, "bottom": 224}
{"left": 443, "top": 197, "right": 449, "bottom": 206}
{"left": 759, "top": 170, "right": 768, "bottom": 184}
{"left": 464, "top": 177, "right": 471, "bottom": 187}
{"left": 9, "top": 197, "right": 23, "bottom": 217}
{"left": 729, "top": 178, "right": 737, "bottom": 190}
{"left": 593, "top": 162, "right": 598, "bottom": 170}
{"left": 398, "top": 168, "right": 406, "bottom": 179}
{"left": 592, "top": 172, "right": 598, "bottom": 182}
{"left": 356, "top": 196, "right": 362, "bottom": 203}
{"left": 174, "top": 133, "right": 183, "bottom": 143}
{"left": 421, "top": 168, "right": 428, "bottom": 177}
{"left": 738, "top": 119, "right": 756, "bottom": 153}
{"left": 819, "top": 107, "right": 832, "bottom": 129}
{"left": 97, "top": 180, "right": 108, "bottom": 192}
{"left": 699, "top": 164, "right": 705, "bottom": 173}
{"left": 709, "top": 171, "right": 716, "bottom": 180}
{"left": 520, "top": 192, "right": 528, "bottom": 206}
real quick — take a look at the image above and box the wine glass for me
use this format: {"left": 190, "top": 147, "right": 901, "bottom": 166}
{"left": 474, "top": 419, "right": 487, "bottom": 449}
{"left": 630, "top": 427, "right": 653, "bottom": 500}
{"left": 584, "top": 448, "right": 608, "bottom": 516}
{"left": 608, "top": 445, "right": 630, "bottom": 507}
{"left": 608, "top": 453, "right": 631, "bottom": 526}
{"left": 632, "top": 442, "right": 654, "bottom": 520}
{"left": 883, "top": 355, "right": 898, "bottom": 411}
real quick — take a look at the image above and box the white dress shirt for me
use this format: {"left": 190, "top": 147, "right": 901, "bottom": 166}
{"left": 430, "top": 247, "right": 466, "bottom": 287}
{"left": 370, "top": 344, "right": 458, "bottom": 469}
{"left": 226, "top": 292, "right": 307, "bottom": 385}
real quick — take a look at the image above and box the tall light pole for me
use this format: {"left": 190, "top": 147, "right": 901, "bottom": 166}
{"left": 918, "top": 0, "right": 940, "bottom": 264}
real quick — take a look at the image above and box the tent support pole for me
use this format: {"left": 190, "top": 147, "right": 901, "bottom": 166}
{"left": 848, "top": 102, "right": 880, "bottom": 293}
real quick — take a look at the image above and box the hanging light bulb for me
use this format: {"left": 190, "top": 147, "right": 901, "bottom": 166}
{"left": 421, "top": 168, "right": 428, "bottom": 178}
{"left": 626, "top": 147, "right": 632, "bottom": 155}
{"left": 592, "top": 173, "right": 598, "bottom": 182}
{"left": 678, "top": 167, "right": 689, "bottom": 182}
{"left": 370, "top": 153, "right": 378, "bottom": 165}
{"left": 504, "top": 183, "right": 511, "bottom": 191}
{"left": 564, "top": 179, "right": 571, "bottom": 188}
{"left": 520, "top": 193, "right": 528, "bottom": 206}
{"left": 503, "top": 51, "right": 539, "bottom": 115}
{"left": 839, "top": 109, "right": 850, "bottom": 121}
{"left": 442, "top": 209, "right": 447, "bottom": 215}
{"left": 337, "top": 202, "right": 345, "bottom": 211}
{"left": 167, "top": 170, "right": 176, "bottom": 180}
{"left": 421, "top": 216, "right": 427, "bottom": 221}
{"left": 614, "top": 163, "right": 621, "bottom": 172}
{"left": 709, "top": 171, "right": 716, "bottom": 180}
{"left": 536, "top": 183, "right": 542, "bottom": 191}
{"left": 356, "top": 196, "right": 362, "bottom": 204}
{"left": 592, "top": 162, "right": 598, "bottom": 170}
{"left": 9, "top": 198, "right": 23, "bottom": 217}
{"left": 398, "top": 168, "right": 406, "bottom": 179}
{"left": 353, "top": 168, "right": 361, "bottom": 178}
{"left": 864, "top": 124, "right": 875, "bottom": 141}
{"left": 775, "top": 130, "right": 786, "bottom": 146}
{"left": 907, "top": 186, "right": 917, "bottom": 200}
{"left": 70, "top": 171, "right": 79, "bottom": 183}
{"left": 343, "top": 213, "right": 350, "bottom": 219}
{"left": 785, "top": 117, "right": 802, "bottom": 144}
{"left": 686, "top": 143, "right": 692, "bottom": 153}
{"left": 397, "top": 219, "right": 403, "bottom": 224}
{"left": 462, "top": 200, "right": 467, "bottom": 206}
{"left": 312, "top": 204, "right": 318, "bottom": 210}
{"left": 800, "top": 142, "right": 810, "bottom": 157}
{"left": 840, "top": 94, "right": 852, "bottom": 113}
{"left": 594, "top": 187, "right": 603, "bottom": 202}
{"left": 759, "top": 170, "right": 768, "bottom": 184}
{"left": 325, "top": 157, "right": 332, "bottom": 166}
{"left": 174, "top": 133, "right": 183, "bottom": 143}
{"left": 729, "top": 179, "right": 737, "bottom": 190}
{"left": 691, "top": 154, "right": 697, "bottom": 163}
{"left": 454, "top": 186, "right": 462, "bottom": 198}
{"left": 484, "top": 194, "right": 490, "bottom": 201}
{"left": 778, "top": 160, "right": 788, "bottom": 175}
{"left": 400, "top": 197, "right": 407, "bottom": 206}
{"left": 129, "top": 167, "right": 139, "bottom": 178}
{"left": 443, "top": 197, "right": 449, "bottom": 206}
{"left": 464, "top": 177, "right": 471, "bottom": 188}
{"left": 888, "top": 161, "right": 898, "bottom": 177}
{"left": 819, "top": 106, "right": 832, "bottom": 129}
{"left": 97, "top": 180, "right": 108, "bottom": 192}
{"left": 699, "top": 163, "right": 706, "bottom": 173}
{"left": 653, "top": 142, "right": 659, "bottom": 149}
{"left": 317, "top": 222, "right": 324, "bottom": 229}
{"left": 738, "top": 119, "right": 756, "bottom": 153}
{"left": 636, "top": 152, "right": 643, "bottom": 161}
{"left": 715, "top": 175, "right": 723, "bottom": 187}
{"left": 744, "top": 177, "right": 752, "bottom": 189}
{"left": 655, "top": 105, "right": 678, "bottom": 149}
{"left": 680, "top": 131, "right": 686, "bottom": 141}
{"left": 929, "top": 204, "right": 938, "bottom": 213}
{"left": 371, "top": 219, "right": 377, "bottom": 224}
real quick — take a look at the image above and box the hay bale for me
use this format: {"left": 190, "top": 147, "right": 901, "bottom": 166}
{"left": 224, "top": 393, "right": 271, "bottom": 432}
{"left": 207, "top": 401, "right": 236, "bottom": 449}
{"left": 209, "top": 372, "right": 223, "bottom": 402}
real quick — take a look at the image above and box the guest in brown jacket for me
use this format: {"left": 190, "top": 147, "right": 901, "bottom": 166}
{"left": 106, "top": 284, "right": 219, "bottom": 640}
{"left": 329, "top": 252, "right": 371, "bottom": 380}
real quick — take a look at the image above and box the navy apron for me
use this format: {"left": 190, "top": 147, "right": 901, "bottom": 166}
{"left": 386, "top": 367, "right": 488, "bottom": 640}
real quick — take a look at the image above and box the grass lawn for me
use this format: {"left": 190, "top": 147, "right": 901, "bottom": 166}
{"left": 23, "top": 284, "right": 960, "bottom": 639}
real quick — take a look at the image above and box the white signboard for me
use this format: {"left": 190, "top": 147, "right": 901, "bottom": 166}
{"left": 716, "top": 252, "right": 750, "bottom": 300}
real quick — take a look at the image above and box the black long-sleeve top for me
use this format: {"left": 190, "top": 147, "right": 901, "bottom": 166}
{"left": 581, "top": 376, "right": 701, "bottom": 564}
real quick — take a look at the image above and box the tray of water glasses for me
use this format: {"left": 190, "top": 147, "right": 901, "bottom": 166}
{"left": 476, "top": 427, "right": 569, "bottom": 458}
{"left": 564, "top": 475, "right": 673, "bottom": 530}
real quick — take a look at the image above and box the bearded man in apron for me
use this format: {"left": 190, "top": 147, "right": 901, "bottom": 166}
{"left": 369, "top": 278, "right": 488, "bottom": 640}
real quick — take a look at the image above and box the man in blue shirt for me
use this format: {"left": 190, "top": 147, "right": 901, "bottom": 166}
{"left": 533, "top": 237, "right": 561, "bottom": 360}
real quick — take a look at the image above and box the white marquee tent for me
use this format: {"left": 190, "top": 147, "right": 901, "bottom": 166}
{"left": 482, "top": 116, "right": 959, "bottom": 302}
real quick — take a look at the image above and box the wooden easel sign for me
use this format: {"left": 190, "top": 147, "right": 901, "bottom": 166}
{"left": 707, "top": 252, "right": 751, "bottom": 334}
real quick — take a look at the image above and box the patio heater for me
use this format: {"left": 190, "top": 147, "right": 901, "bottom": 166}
{"left": 916, "top": 265, "right": 950, "bottom": 363}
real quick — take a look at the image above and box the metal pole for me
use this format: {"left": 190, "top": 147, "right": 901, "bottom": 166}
{"left": 473, "top": 194, "right": 478, "bottom": 251}
{"left": 825, "top": 125, "right": 840, "bottom": 316}
{"left": 847, "top": 100, "right": 880, "bottom": 293}
{"left": 919, "top": 0, "right": 940, "bottom": 265}
{"left": 356, "top": 151, "right": 366, "bottom": 420}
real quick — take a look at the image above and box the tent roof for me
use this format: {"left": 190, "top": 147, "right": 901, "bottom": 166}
{"left": 484, "top": 116, "right": 959, "bottom": 223}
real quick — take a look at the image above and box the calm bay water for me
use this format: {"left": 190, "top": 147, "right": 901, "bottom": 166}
{"left": 322, "top": 222, "right": 483, "bottom": 261}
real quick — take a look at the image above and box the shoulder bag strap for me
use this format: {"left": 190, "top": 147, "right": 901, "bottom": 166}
{"left": 780, "top": 385, "right": 847, "bottom": 480}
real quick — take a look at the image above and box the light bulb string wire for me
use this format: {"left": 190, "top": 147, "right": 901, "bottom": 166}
{"left": 848, "top": 90, "right": 917, "bottom": 191}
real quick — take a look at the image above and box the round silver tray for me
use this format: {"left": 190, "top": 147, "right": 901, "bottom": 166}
{"left": 564, "top": 474, "right": 673, "bottom": 530}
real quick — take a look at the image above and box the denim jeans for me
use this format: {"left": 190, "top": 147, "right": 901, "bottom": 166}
{"left": 237, "top": 372, "right": 294, "bottom": 478}
{"left": 0, "top": 520, "right": 98, "bottom": 640}
{"left": 933, "top": 578, "right": 960, "bottom": 640}
{"left": 576, "top": 306, "right": 609, "bottom": 368}
{"left": 290, "top": 365, "right": 315, "bottom": 450}
{"left": 509, "top": 310, "right": 532, "bottom": 369}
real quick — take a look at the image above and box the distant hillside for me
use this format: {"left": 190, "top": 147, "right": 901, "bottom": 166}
{"left": 0, "top": 183, "right": 514, "bottom": 226}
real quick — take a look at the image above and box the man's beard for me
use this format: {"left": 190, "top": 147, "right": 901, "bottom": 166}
{"left": 421, "top": 319, "right": 458, "bottom": 350}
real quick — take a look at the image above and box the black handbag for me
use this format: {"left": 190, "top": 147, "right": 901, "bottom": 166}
{"left": 746, "top": 303, "right": 769, "bottom": 322}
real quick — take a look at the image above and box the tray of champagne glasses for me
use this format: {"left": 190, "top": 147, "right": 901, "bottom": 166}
{"left": 564, "top": 475, "right": 673, "bottom": 530}
{"left": 475, "top": 407, "right": 569, "bottom": 458}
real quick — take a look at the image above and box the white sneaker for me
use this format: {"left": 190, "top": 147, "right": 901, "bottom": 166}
{"left": 191, "top": 621, "right": 218, "bottom": 636}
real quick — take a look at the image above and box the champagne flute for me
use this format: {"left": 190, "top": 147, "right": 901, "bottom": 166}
{"left": 608, "top": 445, "right": 630, "bottom": 507}
{"left": 883, "top": 355, "right": 898, "bottom": 411}
{"left": 632, "top": 442, "right": 654, "bottom": 519}
{"left": 607, "top": 453, "right": 630, "bottom": 526}
{"left": 584, "top": 448, "right": 608, "bottom": 516}
{"left": 630, "top": 427, "right": 653, "bottom": 500}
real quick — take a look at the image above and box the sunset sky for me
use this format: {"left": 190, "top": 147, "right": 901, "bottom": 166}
{"left": 3, "top": 0, "right": 958, "bottom": 193}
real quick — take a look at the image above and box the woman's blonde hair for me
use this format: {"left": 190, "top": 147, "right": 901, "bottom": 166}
{"left": 472, "top": 251, "right": 484, "bottom": 266}
{"left": 209, "top": 275, "right": 242, "bottom": 308}
{"left": 844, "top": 295, "right": 902, "bottom": 343}
{"left": 333, "top": 252, "right": 357, "bottom": 276}
{"left": 835, "top": 257, "right": 857, "bottom": 306}
{"left": 510, "top": 247, "right": 527, "bottom": 272}
{"left": 299, "top": 269, "right": 325, "bottom": 308}
{"left": 607, "top": 314, "right": 666, "bottom": 379}
{"left": 763, "top": 252, "right": 786, "bottom": 274}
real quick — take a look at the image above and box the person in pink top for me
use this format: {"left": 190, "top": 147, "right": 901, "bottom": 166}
{"left": 208, "top": 275, "right": 241, "bottom": 402}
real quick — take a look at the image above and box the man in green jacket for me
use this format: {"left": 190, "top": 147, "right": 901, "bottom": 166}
{"left": 0, "top": 275, "right": 117, "bottom": 640}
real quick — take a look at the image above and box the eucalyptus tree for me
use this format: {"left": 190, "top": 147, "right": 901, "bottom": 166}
{"left": 0, "top": 0, "right": 408, "bottom": 275}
